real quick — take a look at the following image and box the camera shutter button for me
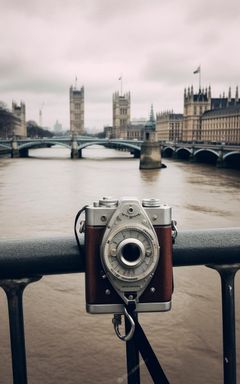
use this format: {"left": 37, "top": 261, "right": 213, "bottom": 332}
{"left": 142, "top": 198, "right": 161, "bottom": 207}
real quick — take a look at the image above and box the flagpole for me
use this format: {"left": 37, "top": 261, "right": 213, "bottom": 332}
{"left": 193, "top": 66, "right": 201, "bottom": 91}
{"left": 199, "top": 66, "right": 201, "bottom": 91}
{"left": 118, "top": 75, "right": 123, "bottom": 96}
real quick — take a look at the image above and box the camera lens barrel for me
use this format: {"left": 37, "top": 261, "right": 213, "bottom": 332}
{"left": 117, "top": 238, "right": 144, "bottom": 267}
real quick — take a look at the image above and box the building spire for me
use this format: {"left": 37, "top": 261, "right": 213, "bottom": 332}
{"left": 145, "top": 104, "right": 156, "bottom": 131}
{"left": 228, "top": 86, "right": 231, "bottom": 102}
{"left": 235, "top": 86, "right": 239, "bottom": 102}
{"left": 208, "top": 85, "right": 211, "bottom": 99}
{"left": 149, "top": 104, "right": 155, "bottom": 123}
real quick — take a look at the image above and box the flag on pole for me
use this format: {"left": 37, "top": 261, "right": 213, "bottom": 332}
{"left": 193, "top": 66, "right": 200, "bottom": 74}
{"left": 118, "top": 76, "right": 123, "bottom": 95}
{"left": 74, "top": 76, "right": 78, "bottom": 88}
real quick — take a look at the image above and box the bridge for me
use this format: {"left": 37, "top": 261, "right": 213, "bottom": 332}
{"left": 0, "top": 136, "right": 143, "bottom": 159}
{"left": 1, "top": 137, "right": 240, "bottom": 168}
{"left": 161, "top": 142, "right": 240, "bottom": 168}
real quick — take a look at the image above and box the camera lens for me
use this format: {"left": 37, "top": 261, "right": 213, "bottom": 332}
{"left": 102, "top": 225, "right": 159, "bottom": 283}
{"left": 117, "top": 238, "right": 145, "bottom": 268}
{"left": 122, "top": 243, "right": 141, "bottom": 263}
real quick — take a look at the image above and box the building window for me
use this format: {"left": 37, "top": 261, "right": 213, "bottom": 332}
{"left": 120, "top": 119, "right": 126, "bottom": 126}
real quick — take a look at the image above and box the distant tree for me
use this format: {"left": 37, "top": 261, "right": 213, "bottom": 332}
{"left": 0, "top": 102, "right": 20, "bottom": 138}
{"left": 27, "top": 120, "right": 53, "bottom": 138}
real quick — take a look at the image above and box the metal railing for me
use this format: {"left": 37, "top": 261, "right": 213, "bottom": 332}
{"left": 0, "top": 228, "right": 239, "bottom": 384}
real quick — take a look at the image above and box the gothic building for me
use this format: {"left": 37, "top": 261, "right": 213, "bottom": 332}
{"left": 201, "top": 87, "right": 240, "bottom": 144}
{"left": 112, "top": 91, "right": 130, "bottom": 138}
{"left": 183, "top": 86, "right": 211, "bottom": 141}
{"left": 12, "top": 101, "right": 26, "bottom": 137}
{"left": 70, "top": 85, "right": 84, "bottom": 135}
{"left": 126, "top": 118, "right": 146, "bottom": 140}
{"left": 183, "top": 86, "right": 240, "bottom": 144}
{"left": 156, "top": 111, "right": 183, "bottom": 142}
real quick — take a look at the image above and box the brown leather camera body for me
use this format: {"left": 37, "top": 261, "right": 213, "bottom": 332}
{"left": 85, "top": 223, "right": 173, "bottom": 313}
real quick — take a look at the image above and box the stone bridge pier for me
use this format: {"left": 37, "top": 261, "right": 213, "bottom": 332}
{"left": 216, "top": 148, "right": 225, "bottom": 168}
{"left": 139, "top": 131, "right": 162, "bottom": 169}
{"left": 71, "top": 137, "right": 81, "bottom": 159}
{"left": 11, "top": 137, "right": 20, "bottom": 158}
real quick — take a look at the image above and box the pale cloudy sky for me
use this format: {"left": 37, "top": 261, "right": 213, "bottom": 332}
{"left": 0, "top": 0, "right": 240, "bottom": 131}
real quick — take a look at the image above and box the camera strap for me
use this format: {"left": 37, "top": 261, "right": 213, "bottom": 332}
{"left": 74, "top": 205, "right": 88, "bottom": 248}
{"left": 126, "top": 301, "right": 170, "bottom": 384}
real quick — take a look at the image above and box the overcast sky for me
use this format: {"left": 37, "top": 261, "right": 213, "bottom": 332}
{"left": 0, "top": 0, "right": 240, "bottom": 131}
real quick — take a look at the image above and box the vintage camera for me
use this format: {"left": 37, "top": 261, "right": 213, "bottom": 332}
{"left": 84, "top": 197, "right": 174, "bottom": 314}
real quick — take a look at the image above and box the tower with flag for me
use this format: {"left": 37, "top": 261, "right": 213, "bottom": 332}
{"left": 112, "top": 90, "right": 131, "bottom": 139}
{"left": 69, "top": 80, "right": 84, "bottom": 135}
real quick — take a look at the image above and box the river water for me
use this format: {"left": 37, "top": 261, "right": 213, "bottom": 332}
{"left": 0, "top": 146, "right": 239, "bottom": 384}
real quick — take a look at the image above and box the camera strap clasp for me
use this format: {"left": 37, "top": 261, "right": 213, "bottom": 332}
{"left": 171, "top": 220, "right": 178, "bottom": 243}
{"left": 112, "top": 306, "right": 135, "bottom": 342}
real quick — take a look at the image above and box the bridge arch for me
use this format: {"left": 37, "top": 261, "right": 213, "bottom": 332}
{"left": 77, "top": 141, "right": 141, "bottom": 157}
{"left": 193, "top": 149, "right": 219, "bottom": 164}
{"left": 162, "top": 146, "right": 174, "bottom": 158}
{"left": 16, "top": 140, "right": 71, "bottom": 158}
{"left": 18, "top": 141, "right": 71, "bottom": 151}
{"left": 175, "top": 147, "right": 192, "bottom": 160}
{"left": 223, "top": 152, "right": 240, "bottom": 169}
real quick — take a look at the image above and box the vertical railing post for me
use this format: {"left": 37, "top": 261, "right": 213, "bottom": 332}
{"left": 208, "top": 264, "right": 240, "bottom": 384}
{"left": 0, "top": 277, "right": 42, "bottom": 384}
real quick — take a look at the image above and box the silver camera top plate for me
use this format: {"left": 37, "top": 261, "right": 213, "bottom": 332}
{"left": 86, "top": 197, "right": 172, "bottom": 226}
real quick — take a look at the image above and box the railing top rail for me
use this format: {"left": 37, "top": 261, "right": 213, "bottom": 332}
{"left": 0, "top": 228, "right": 239, "bottom": 279}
